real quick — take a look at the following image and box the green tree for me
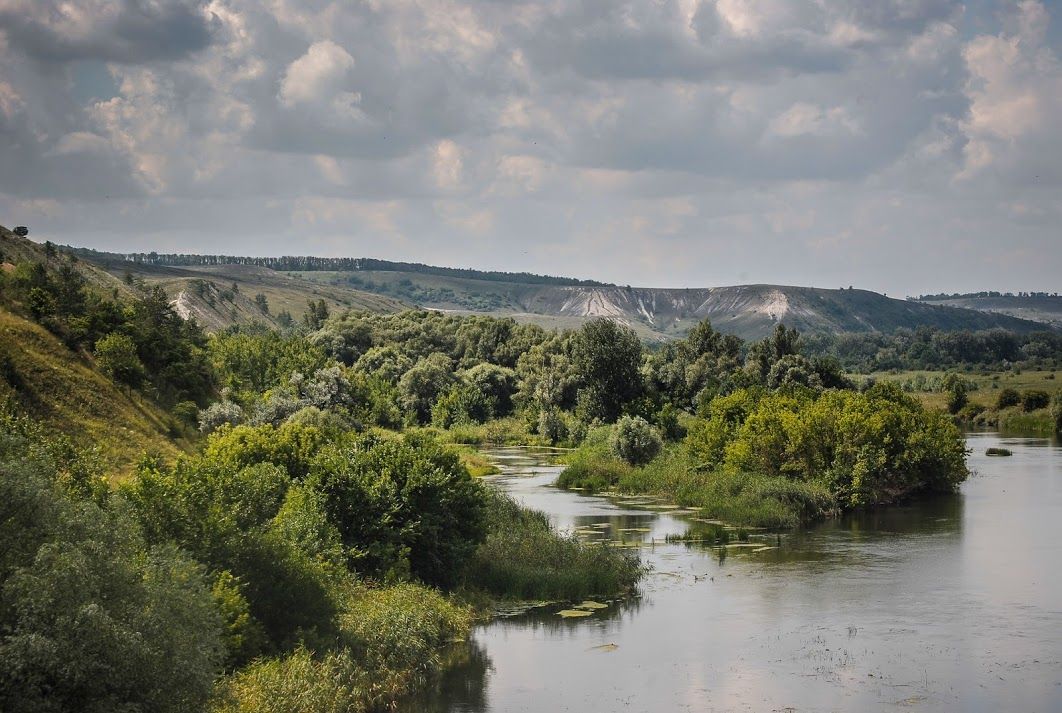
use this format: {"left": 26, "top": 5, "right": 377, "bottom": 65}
{"left": 609, "top": 415, "right": 662, "bottom": 466}
{"left": 463, "top": 363, "right": 516, "bottom": 417}
{"left": 572, "top": 319, "right": 643, "bottom": 422}
{"left": 310, "top": 433, "right": 486, "bottom": 587}
{"left": 397, "top": 353, "right": 457, "bottom": 424}
{"left": 94, "top": 331, "right": 146, "bottom": 388}
{"left": 941, "top": 372, "right": 969, "bottom": 414}
{"left": 0, "top": 466, "right": 223, "bottom": 713}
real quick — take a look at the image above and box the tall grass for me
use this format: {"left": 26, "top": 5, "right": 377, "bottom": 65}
{"left": 441, "top": 416, "right": 545, "bottom": 446}
{"left": 558, "top": 444, "right": 834, "bottom": 529}
{"left": 462, "top": 490, "right": 644, "bottom": 600}
{"left": 213, "top": 582, "right": 472, "bottom": 713}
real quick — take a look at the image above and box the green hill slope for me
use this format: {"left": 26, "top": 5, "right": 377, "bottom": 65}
{"left": 68, "top": 249, "right": 409, "bottom": 331}
{"left": 0, "top": 306, "right": 183, "bottom": 474}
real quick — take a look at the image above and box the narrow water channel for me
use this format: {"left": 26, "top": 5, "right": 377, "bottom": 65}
{"left": 403, "top": 433, "right": 1062, "bottom": 712}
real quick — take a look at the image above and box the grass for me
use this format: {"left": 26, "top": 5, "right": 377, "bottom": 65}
{"left": 996, "top": 409, "right": 1055, "bottom": 436}
{"left": 873, "top": 369, "right": 1058, "bottom": 411}
{"left": 872, "top": 369, "right": 1060, "bottom": 436}
{"left": 213, "top": 582, "right": 473, "bottom": 713}
{"left": 461, "top": 489, "right": 644, "bottom": 601}
{"left": 0, "top": 306, "right": 184, "bottom": 476}
{"left": 453, "top": 446, "right": 501, "bottom": 477}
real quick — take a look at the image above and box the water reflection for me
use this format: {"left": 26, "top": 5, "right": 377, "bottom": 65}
{"left": 401, "top": 433, "right": 1062, "bottom": 713}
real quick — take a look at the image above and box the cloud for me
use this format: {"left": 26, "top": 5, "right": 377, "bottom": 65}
{"left": 278, "top": 40, "right": 356, "bottom": 108}
{"left": 0, "top": 0, "right": 1058, "bottom": 296}
{"left": 0, "top": 0, "right": 215, "bottom": 64}
{"left": 958, "top": 0, "right": 1062, "bottom": 183}
{"left": 767, "top": 102, "right": 861, "bottom": 138}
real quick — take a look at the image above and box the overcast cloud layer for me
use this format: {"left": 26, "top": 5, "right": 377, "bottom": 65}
{"left": 0, "top": 0, "right": 1059, "bottom": 295}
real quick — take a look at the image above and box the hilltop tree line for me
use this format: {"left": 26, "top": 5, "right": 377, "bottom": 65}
{"left": 913, "top": 291, "right": 1060, "bottom": 300}
{"left": 73, "top": 247, "right": 611, "bottom": 287}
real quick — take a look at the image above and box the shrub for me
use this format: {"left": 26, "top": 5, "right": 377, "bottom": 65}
{"left": 310, "top": 433, "right": 486, "bottom": 588}
{"left": 1053, "top": 391, "right": 1062, "bottom": 435}
{"left": 1021, "top": 390, "right": 1050, "bottom": 412}
{"left": 0, "top": 464, "right": 223, "bottom": 713}
{"left": 941, "top": 372, "right": 968, "bottom": 414}
{"left": 199, "top": 400, "right": 245, "bottom": 434}
{"left": 609, "top": 415, "right": 662, "bottom": 466}
{"left": 996, "top": 388, "right": 1021, "bottom": 409}
{"left": 214, "top": 583, "right": 471, "bottom": 713}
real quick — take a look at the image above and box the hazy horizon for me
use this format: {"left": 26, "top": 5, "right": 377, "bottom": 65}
{"left": 2, "top": 0, "right": 1060, "bottom": 296}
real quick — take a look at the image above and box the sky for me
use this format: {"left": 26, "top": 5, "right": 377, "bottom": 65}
{"left": 0, "top": 0, "right": 1059, "bottom": 296}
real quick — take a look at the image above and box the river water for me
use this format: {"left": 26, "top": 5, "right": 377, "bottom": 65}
{"left": 404, "top": 433, "right": 1062, "bottom": 712}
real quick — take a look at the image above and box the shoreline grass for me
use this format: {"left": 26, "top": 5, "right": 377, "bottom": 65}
{"left": 462, "top": 489, "right": 645, "bottom": 601}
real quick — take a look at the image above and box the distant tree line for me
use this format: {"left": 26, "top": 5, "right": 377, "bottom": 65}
{"left": 803, "top": 327, "right": 1062, "bottom": 372}
{"left": 913, "top": 291, "right": 1060, "bottom": 300}
{"left": 74, "top": 248, "right": 612, "bottom": 287}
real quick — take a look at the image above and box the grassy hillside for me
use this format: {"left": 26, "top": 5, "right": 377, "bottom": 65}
{"left": 20, "top": 237, "right": 1055, "bottom": 339}
{"left": 921, "top": 295, "right": 1062, "bottom": 330}
{"left": 0, "top": 306, "right": 184, "bottom": 474}
{"left": 79, "top": 257, "right": 408, "bottom": 331}
{"left": 297, "top": 270, "right": 1048, "bottom": 340}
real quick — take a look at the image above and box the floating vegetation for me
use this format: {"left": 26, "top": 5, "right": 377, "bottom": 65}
{"left": 557, "top": 609, "right": 594, "bottom": 618}
{"left": 985, "top": 447, "right": 1013, "bottom": 456}
{"left": 617, "top": 527, "right": 652, "bottom": 533}
{"left": 494, "top": 601, "right": 555, "bottom": 618}
{"left": 575, "top": 600, "right": 609, "bottom": 610}
{"left": 589, "top": 643, "right": 619, "bottom": 652}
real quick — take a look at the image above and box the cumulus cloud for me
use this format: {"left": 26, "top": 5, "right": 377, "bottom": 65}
{"left": 278, "top": 40, "right": 356, "bottom": 108}
{"left": 958, "top": 0, "right": 1062, "bottom": 183}
{"left": 0, "top": 0, "right": 1059, "bottom": 295}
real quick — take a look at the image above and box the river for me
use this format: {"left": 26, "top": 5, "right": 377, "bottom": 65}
{"left": 403, "top": 432, "right": 1062, "bottom": 712}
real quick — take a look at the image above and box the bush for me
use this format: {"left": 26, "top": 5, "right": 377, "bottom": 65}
{"left": 941, "top": 372, "right": 968, "bottom": 414}
{"left": 1021, "top": 390, "right": 1050, "bottom": 412}
{"left": 310, "top": 433, "right": 486, "bottom": 588}
{"left": 199, "top": 400, "right": 245, "bottom": 434}
{"left": 214, "top": 583, "right": 472, "bottom": 713}
{"left": 609, "top": 415, "right": 662, "bottom": 466}
{"left": 996, "top": 387, "right": 1021, "bottom": 409}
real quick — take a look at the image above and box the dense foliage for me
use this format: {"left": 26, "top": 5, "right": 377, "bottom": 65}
{"left": 559, "top": 383, "right": 968, "bottom": 526}
{"left": 0, "top": 407, "right": 223, "bottom": 712}
{"left": 803, "top": 328, "right": 1062, "bottom": 372}
{"left": 0, "top": 250, "right": 214, "bottom": 406}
